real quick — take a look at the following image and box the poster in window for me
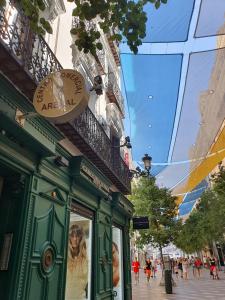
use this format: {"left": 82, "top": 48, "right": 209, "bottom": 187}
{"left": 112, "top": 226, "right": 124, "bottom": 300}
{"left": 65, "top": 213, "right": 92, "bottom": 300}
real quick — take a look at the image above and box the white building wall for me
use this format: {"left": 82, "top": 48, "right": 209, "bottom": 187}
{"left": 45, "top": 2, "right": 74, "bottom": 69}
{"left": 43, "top": 0, "right": 129, "bottom": 161}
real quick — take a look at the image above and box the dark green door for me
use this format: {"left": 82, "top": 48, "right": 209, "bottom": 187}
{"left": 96, "top": 212, "right": 113, "bottom": 300}
{"left": 0, "top": 164, "right": 27, "bottom": 300}
{"left": 17, "top": 176, "right": 68, "bottom": 300}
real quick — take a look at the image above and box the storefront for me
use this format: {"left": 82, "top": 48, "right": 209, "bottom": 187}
{"left": 0, "top": 74, "right": 133, "bottom": 300}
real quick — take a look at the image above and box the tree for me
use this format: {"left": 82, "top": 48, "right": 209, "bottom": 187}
{"left": 0, "top": 0, "right": 168, "bottom": 55}
{"left": 130, "top": 176, "right": 181, "bottom": 265}
{"left": 174, "top": 210, "right": 208, "bottom": 254}
{"left": 174, "top": 164, "right": 225, "bottom": 254}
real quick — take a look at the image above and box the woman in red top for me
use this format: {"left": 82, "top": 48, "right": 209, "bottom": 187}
{"left": 132, "top": 257, "right": 140, "bottom": 284}
{"left": 194, "top": 257, "right": 202, "bottom": 279}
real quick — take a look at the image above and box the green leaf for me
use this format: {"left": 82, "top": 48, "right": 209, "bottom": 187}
{"left": 0, "top": 0, "right": 6, "bottom": 7}
{"left": 155, "top": 0, "right": 161, "bottom": 9}
{"left": 72, "top": 8, "right": 80, "bottom": 16}
{"left": 39, "top": 18, "right": 45, "bottom": 25}
{"left": 42, "top": 21, "right": 53, "bottom": 34}
{"left": 96, "top": 42, "right": 103, "bottom": 50}
{"left": 70, "top": 28, "right": 79, "bottom": 35}
{"left": 37, "top": 0, "right": 45, "bottom": 11}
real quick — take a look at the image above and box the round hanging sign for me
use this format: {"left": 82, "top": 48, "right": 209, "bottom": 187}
{"left": 33, "top": 69, "right": 89, "bottom": 123}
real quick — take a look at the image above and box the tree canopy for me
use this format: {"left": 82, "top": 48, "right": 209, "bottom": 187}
{"left": 174, "top": 164, "right": 225, "bottom": 254}
{"left": 0, "top": 0, "right": 168, "bottom": 55}
{"left": 130, "top": 177, "right": 181, "bottom": 252}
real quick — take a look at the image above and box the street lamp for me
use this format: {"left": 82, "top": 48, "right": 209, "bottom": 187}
{"left": 112, "top": 136, "right": 132, "bottom": 149}
{"left": 130, "top": 154, "right": 152, "bottom": 178}
{"left": 142, "top": 154, "right": 152, "bottom": 176}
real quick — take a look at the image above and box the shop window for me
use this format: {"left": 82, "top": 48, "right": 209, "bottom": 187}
{"left": 112, "top": 226, "right": 124, "bottom": 300}
{"left": 65, "top": 205, "right": 93, "bottom": 300}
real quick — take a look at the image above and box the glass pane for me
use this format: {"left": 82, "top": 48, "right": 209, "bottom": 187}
{"left": 66, "top": 213, "right": 92, "bottom": 300}
{"left": 172, "top": 48, "right": 225, "bottom": 164}
{"left": 121, "top": 54, "right": 182, "bottom": 166}
{"left": 156, "top": 164, "right": 186, "bottom": 190}
{"left": 143, "top": 0, "right": 195, "bottom": 42}
{"left": 195, "top": 0, "right": 225, "bottom": 38}
{"left": 183, "top": 180, "right": 208, "bottom": 203}
{"left": 112, "top": 226, "right": 124, "bottom": 300}
{"left": 179, "top": 200, "right": 196, "bottom": 216}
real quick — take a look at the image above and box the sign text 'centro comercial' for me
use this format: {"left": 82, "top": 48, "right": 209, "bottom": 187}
{"left": 33, "top": 69, "right": 89, "bottom": 123}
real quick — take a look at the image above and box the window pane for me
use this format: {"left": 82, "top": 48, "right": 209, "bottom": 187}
{"left": 195, "top": 0, "right": 225, "bottom": 38}
{"left": 65, "top": 213, "right": 93, "bottom": 300}
{"left": 112, "top": 226, "right": 124, "bottom": 300}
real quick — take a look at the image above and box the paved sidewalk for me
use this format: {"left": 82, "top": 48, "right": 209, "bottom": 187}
{"left": 132, "top": 268, "right": 225, "bottom": 300}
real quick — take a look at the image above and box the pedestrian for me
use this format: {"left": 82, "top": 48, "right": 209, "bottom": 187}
{"left": 174, "top": 261, "right": 179, "bottom": 279}
{"left": 178, "top": 259, "right": 183, "bottom": 278}
{"left": 190, "top": 256, "right": 196, "bottom": 277}
{"left": 210, "top": 257, "right": 219, "bottom": 280}
{"left": 194, "top": 257, "right": 202, "bottom": 279}
{"left": 182, "top": 258, "right": 189, "bottom": 280}
{"left": 152, "top": 259, "right": 157, "bottom": 278}
{"left": 206, "top": 256, "right": 211, "bottom": 269}
{"left": 171, "top": 258, "right": 175, "bottom": 274}
{"left": 203, "top": 255, "right": 207, "bottom": 268}
{"left": 145, "top": 258, "right": 152, "bottom": 283}
{"left": 132, "top": 257, "right": 140, "bottom": 284}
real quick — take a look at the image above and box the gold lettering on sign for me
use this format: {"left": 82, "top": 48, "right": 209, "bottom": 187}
{"left": 33, "top": 69, "right": 89, "bottom": 123}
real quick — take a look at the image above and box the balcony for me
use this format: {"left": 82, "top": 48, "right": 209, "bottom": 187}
{"left": 106, "top": 72, "right": 125, "bottom": 116}
{"left": 72, "top": 17, "right": 106, "bottom": 75}
{"left": 107, "top": 28, "right": 120, "bottom": 66}
{"left": 57, "top": 107, "right": 131, "bottom": 193}
{"left": 0, "top": 2, "right": 62, "bottom": 100}
{"left": 0, "top": 2, "right": 131, "bottom": 194}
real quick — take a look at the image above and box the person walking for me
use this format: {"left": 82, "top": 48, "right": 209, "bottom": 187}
{"left": 190, "top": 256, "right": 196, "bottom": 277}
{"left": 145, "top": 258, "right": 152, "bottom": 283}
{"left": 178, "top": 259, "right": 183, "bottom": 278}
{"left": 132, "top": 257, "right": 140, "bottom": 284}
{"left": 174, "top": 261, "right": 179, "bottom": 279}
{"left": 194, "top": 257, "right": 202, "bottom": 279}
{"left": 210, "top": 257, "right": 219, "bottom": 280}
{"left": 206, "top": 256, "right": 211, "bottom": 269}
{"left": 203, "top": 255, "right": 207, "bottom": 268}
{"left": 182, "top": 258, "right": 189, "bottom": 280}
{"left": 152, "top": 259, "right": 157, "bottom": 278}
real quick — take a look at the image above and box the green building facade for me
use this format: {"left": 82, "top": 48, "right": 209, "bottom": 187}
{"left": 0, "top": 2, "right": 133, "bottom": 298}
{"left": 0, "top": 74, "right": 133, "bottom": 300}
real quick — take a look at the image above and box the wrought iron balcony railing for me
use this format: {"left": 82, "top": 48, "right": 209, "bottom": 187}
{"left": 74, "top": 107, "right": 113, "bottom": 168}
{"left": 106, "top": 72, "right": 125, "bottom": 116}
{"left": 72, "top": 16, "right": 106, "bottom": 74}
{"left": 0, "top": 2, "right": 62, "bottom": 87}
{"left": 57, "top": 107, "right": 131, "bottom": 193}
{"left": 0, "top": 2, "right": 131, "bottom": 193}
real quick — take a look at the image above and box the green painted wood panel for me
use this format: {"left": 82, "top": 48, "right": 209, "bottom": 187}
{"left": 15, "top": 175, "right": 68, "bottom": 300}
{"left": 95, "top": 212, "right": 113, "bottom": 300}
